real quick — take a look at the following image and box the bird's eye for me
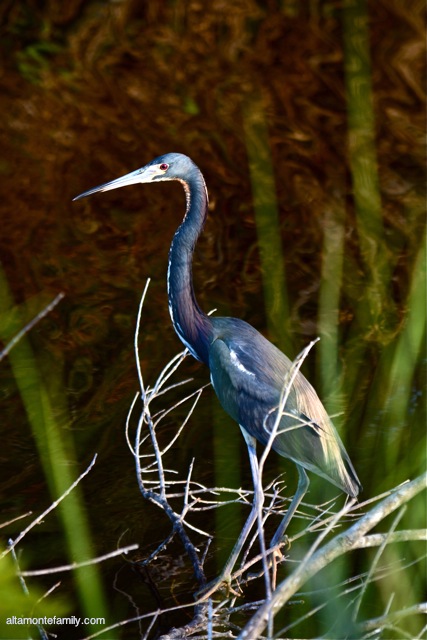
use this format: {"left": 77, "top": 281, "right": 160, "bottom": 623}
{"left": 159, "top": 163, "right": 169, "bottom": 171}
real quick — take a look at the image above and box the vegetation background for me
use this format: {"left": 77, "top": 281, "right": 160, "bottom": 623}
{"left": 0, "top": 1, "right": 425, "bottom": 638}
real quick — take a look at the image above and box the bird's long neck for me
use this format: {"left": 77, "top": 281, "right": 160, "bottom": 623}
{"left": 167, "top": 171, "right": 212, "bottom": 364}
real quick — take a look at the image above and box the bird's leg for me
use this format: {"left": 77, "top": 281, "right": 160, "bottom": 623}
{"left": 195, "top": 428, "right": 262, "bottom": 600}
{"left": 246, "top": 465, "right": 309, "bottom": 589}
{"left": 268, "top": 465, "right": 309, "bottom": 590}
{"left": 270, "top": 464, "right": 309, "bottom": 549}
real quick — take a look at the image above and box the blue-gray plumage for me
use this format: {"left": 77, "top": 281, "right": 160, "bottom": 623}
{"left": 74, "top": 152, "right": 361, "bottom": 574}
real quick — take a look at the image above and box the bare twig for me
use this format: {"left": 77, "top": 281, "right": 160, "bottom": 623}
{"left": 0, "top": 511, "right": 33, "bottom": 529}
{"left": 0, "top": 292, "right": 65, "bottom": 361}
{"left": 19, "top": 544, "right": 139, "bottom": 576}
{"left": 2, "top": 454, "right": 98, "bottom": 559}
{"left": 358, "top": 603, "right": 427, "bottom": 631}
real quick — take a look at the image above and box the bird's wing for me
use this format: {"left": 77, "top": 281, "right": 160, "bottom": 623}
{"left": 207, "top": 336, "right": 342, "bottom": 482}
{"left": 208, "top": 335, "right": 294, "bottom": 439}
{"left": 208, "top": 332, "right": 361, "bottom": 497}
{"left": 271, "top": 374, "right": 362, "bottom": 496}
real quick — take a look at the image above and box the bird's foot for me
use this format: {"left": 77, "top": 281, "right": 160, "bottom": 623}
{"left": 195, "top": 538, "right": 291, "bottom": 599}
{"left": 270, "top": 534, "right": 291, "bottom": 589}
{"left": 269, "top": 532, "right": 291, "bottom": 552}
{"left": 246, "top": 537, "right": 290, "bottom": 584}
{"left": 194, "top": 573, "right": 242, "bottom": 601}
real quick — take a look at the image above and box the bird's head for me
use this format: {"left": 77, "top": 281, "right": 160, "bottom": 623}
{"left": 73, "top": 153, "right": 197, "bottom": 201}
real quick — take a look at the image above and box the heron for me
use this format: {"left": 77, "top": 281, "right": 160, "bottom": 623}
{"left": 74, "top": 152, "right": 361, "bottom": 592}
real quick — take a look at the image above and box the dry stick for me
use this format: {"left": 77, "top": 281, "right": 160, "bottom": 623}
{"left": 133, "top": 409, "right": 207, "bottom": 588}
{"left": 151, "top": 349, "right": 189, "bottom": 397}
{"left": 356, "top": 530, "right": 427, "bottom": 547}
{"left": 0, "top": 511, "right": 33, "bottom": 529}
{"left": 146, "top": 407, "right": 168, "bottom": 500}
{"left": 238, "top": 471, "right": 427, "bottom": 639}
{"left": 125, "top": 391, "right": 141, "bottom": 457}
{"left": 0, "top": 292, "right": 65, "bottom": 361}
{"left": 2, "top": 454, "right": 98, "bottom": 560}
{"left": 359, "top": 603, "right": 427, "bottom": 632}
{"left": 142, "top": 611, "right": 159, "bottom": 640}
{"left": 155, "top": 385, "right": 207, "bottom": 454}
{"left": 19, "top": 544, "right": 139, "bottom": 576}
{"left": 134, "top": 279, "right": 151, "bottom": 398}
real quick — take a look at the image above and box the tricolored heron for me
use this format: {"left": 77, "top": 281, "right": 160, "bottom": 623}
{"left": 74, "top": 152, "right": 361, "bottom": 589}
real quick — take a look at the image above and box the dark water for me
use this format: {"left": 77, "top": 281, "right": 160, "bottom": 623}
{"left": 0, "top": 2, "right": 425, "bottom": 639}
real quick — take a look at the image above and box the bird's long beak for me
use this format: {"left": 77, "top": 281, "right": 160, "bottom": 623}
{"left": 73, "top": 164, "right": 162, "bottom": 201}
